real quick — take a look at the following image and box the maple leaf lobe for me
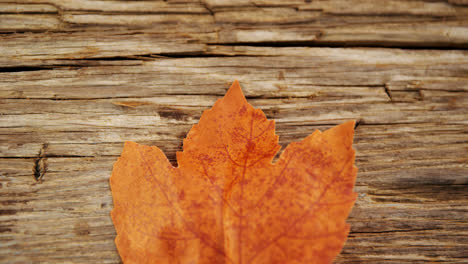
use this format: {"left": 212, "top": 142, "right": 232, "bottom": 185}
{"left": 110, "top": 81, "right": 357, "bottom": 264}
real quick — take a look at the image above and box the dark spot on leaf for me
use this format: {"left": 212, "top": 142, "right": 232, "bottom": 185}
{"left": 239, "top": 105, "right": 247, "bottom": 115}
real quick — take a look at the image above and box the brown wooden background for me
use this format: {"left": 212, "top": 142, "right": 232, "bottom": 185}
{"left": 1, "top": 0, "right": 467, "bottom": 263}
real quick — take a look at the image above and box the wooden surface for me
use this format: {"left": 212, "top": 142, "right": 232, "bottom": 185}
{"left": 1, "top": 0, "right": 467, "bottom": 263}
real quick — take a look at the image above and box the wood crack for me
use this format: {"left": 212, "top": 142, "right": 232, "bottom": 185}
{"left": 0, "top": 66, "right": 53, "bottom": 73}
{"left": 384, "top": 84, "right": 393, "bottom": 102}
{"left": 32, "top": 143, "right": 47, "bottom": 182}
{"left": 350, "top": 228, "right": 446, "bottom": 235}
{"left": 208, "top": 42, "right": 468, "bottom": 49}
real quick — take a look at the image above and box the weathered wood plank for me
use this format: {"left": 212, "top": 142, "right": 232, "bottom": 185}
{"left": 0, "top": 31, "right": 207, "bottom": 67}
{"left": 0, "top": 0, "right": 467, "bottom": 47}
{"left": 2, "top": 48, "right": 467, "bottom": 96}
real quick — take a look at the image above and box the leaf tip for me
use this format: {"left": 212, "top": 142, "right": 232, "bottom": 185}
{"left": 123, "top": 140, "right": 138, "bottom": 148}
{"left": 224, "top": 80, "right": 246, "bottom": 103}
{"left": 344, "top": 120, "right": 356, "bottom": 132}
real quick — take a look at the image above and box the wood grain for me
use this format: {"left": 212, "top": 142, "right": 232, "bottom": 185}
{"left": 0, "top": 0, "right": 467, "bottom": 263}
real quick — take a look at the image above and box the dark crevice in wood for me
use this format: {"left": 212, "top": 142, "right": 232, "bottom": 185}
{"left": 0, "top": 66, "right": 53, "bottom": 73}
{"left": 151, "top": 53, "right": 254, "bottom": 58}
{"left": 354, "top": 120, "right": 361, "bottom": 130}
{"left": 200, "top": 0, "right": 215, "bottom": 16}
{"left": 354, "top": 121, "right": 458, "bottom": 126}
{"left": 209, "top": 41, "right": 468, "bottom": 50}
{"left": 0, "top": 11, "right": 58, "bottom": 14}
{"left": 392, "top": 88, "right": 468, "bottom": 93}
{"left": 32, "top": 143, "right": 48, "bottom": 182}
{"left": 1, "top": 94, "right": 220, "bottom": 100}
{"left": 208, "top": 0, "right": 468, "bottom": 9}
{"left": 350, "top": 227, "right": 445, "bottom": 235}
{"left": 3, "top": 92, "right": 384, "bottom": 100}
{"left": 55, "top": 53, "right": 258, "bottom": 62}
{"left": 3, "top": 154, "right": 95, "bottom": 159}
{"left": 318, "top": 12, "right": 463, "bottom": 18}
{"left": 0, "top": 210, "right": 17, "bottom": 216}
{"left": 0, "top": 227, "right": 12, "bottom": 233}
{"left": 66, "top": 11, "right": 210, "bottom": 15}
{"left": 79, "top": 56, "right": 144, "bottom": 61}
{"left": 158, "top": 107, "right": 191, "bottom": 121}
{"left": 384, "top": 84, "right": 393, "bottom": 102}
{"left": 244, "top": 95, "right": 327, "bottom": 100}
{"left": 111, "top": 53, "right": 255, "bottom": 59}
{"left": 0, "top": 30, "right": 80, "bottom": 34}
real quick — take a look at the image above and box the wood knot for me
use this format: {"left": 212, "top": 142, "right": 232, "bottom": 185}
{"left": 74, "top": 221, "right": 90, "bottom": 236}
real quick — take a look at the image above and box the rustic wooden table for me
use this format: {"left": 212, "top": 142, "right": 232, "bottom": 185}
{"left": 1, "top": 0, "right": 467, "bottom": 263}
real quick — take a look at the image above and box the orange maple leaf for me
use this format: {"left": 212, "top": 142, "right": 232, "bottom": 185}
{"left": 110, "top": 81, "right": 357, "bottom": 264}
